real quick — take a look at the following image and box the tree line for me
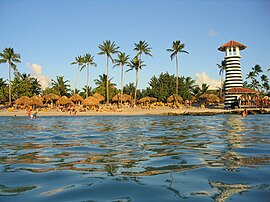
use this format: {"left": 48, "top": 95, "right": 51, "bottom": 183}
{"left": 1, "top": 42, "right": 269, "bottom": 106}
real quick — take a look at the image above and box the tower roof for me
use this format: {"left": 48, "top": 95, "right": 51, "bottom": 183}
{"left": 218, "top": 40, "right": 247, "bottom": 51}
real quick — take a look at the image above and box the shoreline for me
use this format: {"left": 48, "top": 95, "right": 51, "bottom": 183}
{"left": 1, "top": 106, "right": 270, "bottom": 117}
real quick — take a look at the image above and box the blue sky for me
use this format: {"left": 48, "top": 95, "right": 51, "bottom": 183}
{"left": 0, "top": 0, "right": 269, "bottom": 91}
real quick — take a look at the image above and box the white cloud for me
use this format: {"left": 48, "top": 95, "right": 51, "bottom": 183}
{"left": 195, "top": 72, "right": 220, "bottom": 90}
{"left": 209, "top": 30, "right": 218, "bottom": 37}
{"left": 27, "top": 63, "right": 51, "bottom": 89}
{"left": 31, "top": 63, "right": 43, "bottom": 75}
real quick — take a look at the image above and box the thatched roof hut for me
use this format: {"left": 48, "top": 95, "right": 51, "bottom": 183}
{"left": 112, "top": 94, "right": 132, "bottom": 102}
{"left": 82, "top": 96, "right": 100, "bottom": 106}
{"left": 15, "top": 96, "right": 30, "bottom": 106}
{"left": 139, "top": 96, "right": 157, "bottom": 103}
{"left": 200, "top": 94, "right": 220, "bottom": 104}
{"left": 56, "top": 96, "right": 74, "bottom": 106}
{"left": 70, "top": 94, "right": 84, "bottom": 104}
{"left": 28, "top": 96, "right": 44, "bottom": 107}
{"left": 43, "top": 93, "right": 60, "bottom": 103}
{"left": 167, "top": 94, "right": 183, "bottom": 103}
{"left": 93, "top": 93, "right": 105, "bottom": 102}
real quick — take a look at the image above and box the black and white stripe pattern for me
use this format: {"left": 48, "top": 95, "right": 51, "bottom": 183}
{"left": 224, "top": 54, "right": 243, "bottom": 108}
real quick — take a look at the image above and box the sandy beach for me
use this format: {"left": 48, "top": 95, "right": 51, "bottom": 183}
{"left": 1, "top": 106, "right": 269, "bottom": 117}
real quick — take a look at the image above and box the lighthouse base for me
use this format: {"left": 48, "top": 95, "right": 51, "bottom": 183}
{"left": 224, "top": 94, "right": 239, "bottom": 109}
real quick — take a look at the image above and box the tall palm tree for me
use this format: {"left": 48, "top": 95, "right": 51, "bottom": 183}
{"left": 127, "top": 56, "right": 145, "bottom": 103}
{"left": 133, "top": 40, "right": 152, "bottom": 104}
{"left": 51, "top": 76, "right": 71, "bottom": 96}
{"left": 0, "top": 47, "right": 21, "bottom": 105}
{"left": 98, "top": 40, "right": 119, "bottom": 104}
{"left": 71, "top": 55, "right": 85, "bottom": 95}
{"left": 113, "top": 52, "right": 130, "bottom": 105}
{"left": 82, "top": 53, "right": 97, "bottom": 98}
{"left": 217, "top": 60, "right": 226, "bottom": 97}
{"left": 167, "top": 40, "right": 189, "bottom": 97}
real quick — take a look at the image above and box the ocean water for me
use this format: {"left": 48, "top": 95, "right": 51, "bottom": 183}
{"left": 0, "top": 114, "right": 269, "bottom": 202}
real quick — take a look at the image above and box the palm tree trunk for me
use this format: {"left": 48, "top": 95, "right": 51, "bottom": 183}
{"left": 134, "top": 69, "right": 139, "bottom": 105}
{"left": 175, "top": 54, "right": 179, "bottom": 96}
{"left": 220, "top": 73, "right": 223, "bottom": 98}
{"left": 8, "top": 61, "right": 11, "bottom": 106}
{"left": 120, "top": 64, "right": 124, "bottom": 105}
{"left": 106, "top": 55, "right": 109, "bottom": 105}
{"left": 74, "top": 65, "right": 80, "bottom": 95}
{"left": 86, "top": 64, "right": 89, "bottom": 98}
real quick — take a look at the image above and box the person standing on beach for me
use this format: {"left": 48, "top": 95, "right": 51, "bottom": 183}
{"left": 27, "top": 107, "right": 32, "bottom": 117}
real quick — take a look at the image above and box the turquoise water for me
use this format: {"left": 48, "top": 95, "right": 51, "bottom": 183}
{"left": 0, "top": 115, "right": 269, "bottom": 201}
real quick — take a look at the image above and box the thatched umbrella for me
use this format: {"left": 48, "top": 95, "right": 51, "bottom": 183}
{"left": 122, "top": 94, "right": 132, "bottom": 102}
{"left": 199, "top": 93, "right": 220, "bottom": 105}
{"left": 139, "top": 96, "right": 158, "bottom": 103}
{"left": 150, "top": 97, "right": 157, "bottom": 102}
{"left": 112, "top": 94, "right": 132, "bottom": 103}
{"left": 93, "top": 93, "right": 105, "bottom": 102}
{"left": 43, "top": 93, "right": 60, "bottom": 104}
{"left": 167, "top": 94, "right": 183, "bottom": 103}
{"left": 28, "top": 96, "right": 44, "bottom": 107}
{"left": 70, "top": 94, "right": 84, "bottom": 105}
{"left": 112, "top": 94, "right": 120, "bottom": 102}
{"left": 139, "top": 96, "right": 151, "bottom": 103}
{"left": 56, "top": 96, "right": 74, "bottom": 106}
{"left": 82, "top": 96, "right": 100, "bottom": 106}
{"left": 208, "top": 94, "right": 220, "bottom": 103}
{"left": 15, "top": 96, "right": 30, "bottom": 106}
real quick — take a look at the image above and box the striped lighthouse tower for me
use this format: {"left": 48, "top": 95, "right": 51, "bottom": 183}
{"left": 218, "top": 40, "right": 247, "bottom": 108}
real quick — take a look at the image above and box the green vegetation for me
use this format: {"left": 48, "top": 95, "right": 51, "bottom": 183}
{"left": 12, "top": 72, "right": 41, "bottom": 100}
{"left": 244, "top": 64, "right": 269, "bottom": 95}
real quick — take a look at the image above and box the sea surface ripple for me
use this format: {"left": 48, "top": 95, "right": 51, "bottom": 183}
{"left": 0, "top": 115, "right": 270, "bottom": 201}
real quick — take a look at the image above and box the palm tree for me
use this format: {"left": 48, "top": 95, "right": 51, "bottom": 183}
{"left": 82, "top": 53, "right": 97, "bottom": 98}
{"left": 98, "top": 40, "right": 119, "bottom": 104}
{"left": 167, "top": 40, "right": 189, "bottom": 97}
{"left": 71, "top": 55, "right": 85, "bottom": 95}
{"left": 246, "top": 64, "right": 263, "bottom": 91}
{"left": 134, "top": 40, "right": 152, "bottom": 61}
{"left": 217, "top": 60, "right": 226, "bottom": 97}
{"left": 127, "top": 56, "right": 145, "bottom": 103}
{"left": 123, "top": 83, "right": 136, "bottom": 98}
{"left": 113, "top": 52, "right": 130, "bottom": 105}
{"left": 51, "top": 76, "right": 71, "bottom": 96}
{"left": 0, "top": 48, "right": 21, "bottom": 105}
{"left": 133, "top": 40, "right": 152, "bottom": 104}
{"left": 191, "top": 83, "right": 209, "bottom": 101}
{"left": 81, "top": 85, "right": 92, "bottom": 98}
{"left": 94, "top": 74, "right": 116, "bottom": 99}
